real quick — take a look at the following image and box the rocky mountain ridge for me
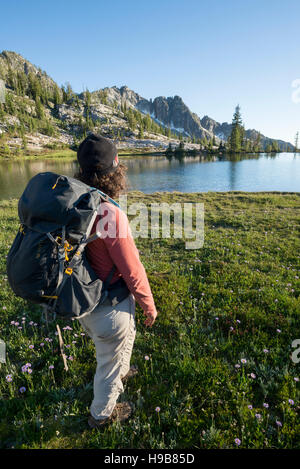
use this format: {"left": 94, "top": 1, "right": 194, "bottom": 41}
{"left": 99, "top": 86, "right": 292, "bottom": 150}
{"left": 0, "top": 50, "right": 293, "bottom": 153}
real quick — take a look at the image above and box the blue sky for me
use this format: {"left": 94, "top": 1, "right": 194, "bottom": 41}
{"left": 0, "top": 0, "right": 299, "bottom": 143}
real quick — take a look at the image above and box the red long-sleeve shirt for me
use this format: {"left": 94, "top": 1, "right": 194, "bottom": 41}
{"left": 86, "top": 201, "right": 157, "bottom": 315}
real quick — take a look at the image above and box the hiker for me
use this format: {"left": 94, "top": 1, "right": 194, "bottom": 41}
{"left": 74, "top": 134, "right": 158, "bottom": 428}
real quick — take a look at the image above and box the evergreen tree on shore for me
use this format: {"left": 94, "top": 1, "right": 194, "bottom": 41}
{"left": 253, "top": 132, "right": 262, "bottom": 152}
{"left": 294, "top": 131, "right": 299, "bottom": 152}
{"left": 229, "top": 105, "right": 245, "bottom": 153}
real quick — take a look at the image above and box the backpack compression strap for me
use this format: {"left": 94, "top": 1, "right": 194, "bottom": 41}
{"left": 45, "top": 210, "right": 116, "bottom": 314}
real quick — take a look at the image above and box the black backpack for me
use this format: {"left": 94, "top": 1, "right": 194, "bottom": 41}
{"left": 6, "top": 171, "right": 129, "bottom": 319}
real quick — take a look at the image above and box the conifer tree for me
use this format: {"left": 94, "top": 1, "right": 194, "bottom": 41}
{"left": 35, "top": 96, "right": 44, "bottom": 120}
{"left": 165, "top": 142, "right": 173, "bottom": 157}
{"left": 294, "top": 131, "right": 299, "bottom": 151}
{"left": 84, "top": 89, "right": 91, "bottom": 120}
{"left": 53, "top": 84, "right": 62, "bottom": 107}
{"left": 138, "top": 125, "right": 144, "bottom": 139}
{"left": 229, "top": 105, "right": 245, "bottom": 153}
{"left": 271, "top": 141, "right": 279, "bottom": 152}
{"left": 143, "top": 114, "right": 152, "bottom": 132}
{"left": 6, "top": 67, "right": 15, "bottom": 90}
{"left": 28, "top": 73, "right": 42, "bottom": 101}
{"left": 207, "top": 139, "right": 213, "bottom": 153}
{"left": 174, "top": 140, "right": 185, "bottom": 157}
{"left": 202, "top": 135, "right": 208, "bottom": 149}
{"left": 266, "top": 143, "right": 272, "bottom": 153}
{"left": 253, "top": 132, "right": 261, "bottom": 152}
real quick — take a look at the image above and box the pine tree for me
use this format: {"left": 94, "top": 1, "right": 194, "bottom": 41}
{"left": 16, "top": 71, "right": 27, "bottom": 96}
{"left": 202, "top": 135, "right": 208, "bottom": 149}
{"left": 0, "top": 102, "right": 4, "bottom": 120}
{"left": 253, "top": 132, "right": 262, "bottom": 152}
{"left": 271, "top": 141, "right": 279, "bottom": 152}
{"left": 229, "top": 105, "right": 245, "bottom": 153}
{"left": 143, "top": 114, "right": 152, "bottom": 132}
{"left": 218, "top": 141, "right": 224, "bottom": 152}
{"left": 61, "top": 82, "right": 74, "bottom": 103}
{"left": 28, "top": 73, "right": 42, "bottom": 101}
{"left": 35, "top": 96, "right": 44, "bottom": 120}
{"left": 5, "top": 91, "right": 15, "bottom": 114}
{"left": 127, "top": 109, "right": 136, "bottom": 131}
{"left": 174, "top": 141, "right": 185, "bottom": 157}
{"left": 84, "top": 89, "right": 91, "bottom": 121}
{"left": 294, "top": 131, "right": 299, "bottom": 152}
{"left": 266, "top": 143, "right": 272, "bottom": 153}
{"left": 53, "top": 84, "right": 61, "bottom": 106}
{"left": 65, "top": 82, "right": 74, "bottom": 102}
{"left": 6, "top": 67, "right": 15, "bottom": 90}
{"left": 207, "top": 139, "right": 213, "bottom": 153}
{"left": 244, "top": 139, "right": 251, "bottom": 152}
{"left": 100, "top": 90, "right": 108, "bottom": 105}
{"left": 165, "top": 142, "right": 173, "bottom": 157}
{"left": 138, "top": 125, "right": 144, "bottom": 139}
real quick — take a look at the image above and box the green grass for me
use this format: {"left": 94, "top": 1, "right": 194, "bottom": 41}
{"left": 0, "top": 192, "right": 299, "bottom": 449}
{"left": 0, "top": 148, "right": 77, "bottom": 161}
{"left": 0, "top": 146, "right": 165, "bottom": 161}
{"left": 117, "top": 149, "right": 166, "bottom": 157}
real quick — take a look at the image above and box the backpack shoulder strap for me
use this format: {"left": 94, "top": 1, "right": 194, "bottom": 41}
{"left": 90, "top": 187, "right": 121, "bottom": 209}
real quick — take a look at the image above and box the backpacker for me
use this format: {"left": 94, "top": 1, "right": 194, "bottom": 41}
{"left": 6, "top": 171, "right": 129, "bottom": 319}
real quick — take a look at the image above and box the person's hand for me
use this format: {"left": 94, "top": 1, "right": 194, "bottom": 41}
{"left": 144, "top": 309, "right": 157, "bottom": 327}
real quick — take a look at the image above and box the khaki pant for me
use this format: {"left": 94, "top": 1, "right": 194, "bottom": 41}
{"left": 78, "top": 293, "right": 136, "bottom": 420}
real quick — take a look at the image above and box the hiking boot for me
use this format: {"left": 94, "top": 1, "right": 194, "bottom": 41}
{"left": 88, "top": 402, "right": 133, "bottom": 429}
{"left": 121, "top": 365, "right": 138, "bottom": 383}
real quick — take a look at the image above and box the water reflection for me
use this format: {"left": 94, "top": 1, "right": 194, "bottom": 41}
{"left": 0, "top": 159, "right": 78, "bottom": 200}
{"left": 0, "top": 152, "right": 298, "bottom": 200}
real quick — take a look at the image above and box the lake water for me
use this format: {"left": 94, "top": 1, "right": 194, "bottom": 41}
{"left": 0, "top": 152, "right": 299, "bottom": 200}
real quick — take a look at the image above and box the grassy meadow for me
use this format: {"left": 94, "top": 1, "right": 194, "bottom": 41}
{"left": 0, "top": 191, "right": 299, "bottom": 449}
{"left": 0, "top": 147, "right": 164, "bottom": 161}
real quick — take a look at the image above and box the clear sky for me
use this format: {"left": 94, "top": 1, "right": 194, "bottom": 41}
{"left": 0, "top": 0, "right": 299, "bottom": 143}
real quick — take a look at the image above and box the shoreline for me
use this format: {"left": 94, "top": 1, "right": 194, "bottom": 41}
{"left": 1, "top": 190, "right": 299, "bottom": 206}
{"left": 0, "top": 145, "right": 297, "bottom": 162}
{"left": 0, "top": 147, "right": 167, "bottom": 161}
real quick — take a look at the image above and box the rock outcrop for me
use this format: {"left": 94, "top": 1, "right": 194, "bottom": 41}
{"left": 0, "top": 50, "right": 294, "bottom": 153}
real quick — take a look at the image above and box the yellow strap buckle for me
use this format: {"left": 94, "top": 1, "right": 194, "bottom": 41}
{"left": 64, "top": 241, "right": 73, "bottom": 252}
{"left": 63, "top": 241, "right": 73, "bottom": 262}
{"left": 55, "top": 237, "right": 73, "bottom": 261}
{"left": 65, "top": 267, "right": 73, "bottom": 275}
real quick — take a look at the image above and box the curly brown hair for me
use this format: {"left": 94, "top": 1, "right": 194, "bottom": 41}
{"left": 74, "top": 162, "right": 128, "bottom": 200}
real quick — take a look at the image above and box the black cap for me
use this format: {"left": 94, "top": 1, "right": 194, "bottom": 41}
{"left": 77, "top": 134, "right": 119, "bottom": 175}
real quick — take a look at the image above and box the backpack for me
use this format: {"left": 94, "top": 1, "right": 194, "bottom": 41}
{"left": 6, "top": 171, "right": 129, "bottom": 319}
